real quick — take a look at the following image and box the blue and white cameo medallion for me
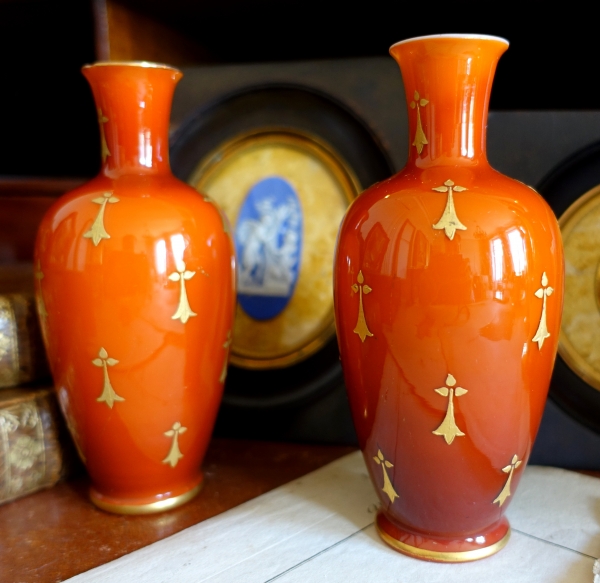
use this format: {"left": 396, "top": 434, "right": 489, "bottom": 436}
{"left": 235, "top": 177, "right": 303, "bottom": 320}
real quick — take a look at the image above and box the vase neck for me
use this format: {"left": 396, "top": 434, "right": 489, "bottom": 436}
{"left": 82, "top": 63, "right": 182, "bottom": 178}
{"left": 390, "top": 35, "right": 508, "bottom": 170}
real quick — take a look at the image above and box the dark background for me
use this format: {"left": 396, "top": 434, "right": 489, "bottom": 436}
{"left": 0, "top": 0, "right": 593, "bottom": 177}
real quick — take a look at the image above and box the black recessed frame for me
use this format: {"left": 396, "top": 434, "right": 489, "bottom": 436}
{"left": 170, "top": 83, "right": 393, "bottom": 410}
{"left": 537, "top": 140, "right": 600, "bottom": 435}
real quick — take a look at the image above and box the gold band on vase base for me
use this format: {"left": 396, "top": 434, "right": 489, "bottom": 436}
{"left": 376, "top": 517, "right": 511, "bottom": 563}
{"left": 90, "top": 482, "right": 203, "bottom": 515}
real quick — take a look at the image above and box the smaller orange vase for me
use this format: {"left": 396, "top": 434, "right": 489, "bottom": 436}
{"left": 334, "top": 35, "right": 564, "bottom": 561}
{"left": 34, "top": 62, "right": 235, "bottom": 514}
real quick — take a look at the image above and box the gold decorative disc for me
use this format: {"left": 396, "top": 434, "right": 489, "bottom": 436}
{"left": 558, "top": 184, "right": 600, "bottom": 392}
{"left": 190, "top": 129, "right": 360, "bottom": 369}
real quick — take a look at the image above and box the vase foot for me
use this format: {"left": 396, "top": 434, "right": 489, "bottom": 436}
{"left": 376, "top": 512, "right": 511, "bottom": 563}
{"left": 90, "top": 480, "right": 203, "bottom": 515}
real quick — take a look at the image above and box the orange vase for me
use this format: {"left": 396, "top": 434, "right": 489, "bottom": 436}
{"left": 334, "top": 35, "right": 564, "bottom": 561}
{"left": 34, "top": 62, "right": 235, "bottom": 514}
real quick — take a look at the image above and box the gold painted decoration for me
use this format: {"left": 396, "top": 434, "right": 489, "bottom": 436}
{"left": 163, "top": 421, "right": 186, "bottom": 468}
{"left": 83, "top": 192, "right": 119, "bottom": 246}
{"left": 93, "top": 347, "right": 124, "bottom": 409}
{"left": 34, "top": 262, "right": 48, "bottom": 321}
{"left": 493, "top": 454, "right": 522, "bottom": 507}
{"left": 532, "top": 272, "right": 553, "bottom": 350}
{"left": 432, "top": 374, "right": 467, "bottom": 445}
{"left": 410, "top": 90, "right": 429, "bottom": 154}
{"left": 377, "top": 524, "right": 511, "bottom": 563}
{"left": 352, "top": 270, "right": 373, "bottom": 342}
{"left": 168, "top": 260, "right": 197, "bottom": 324}
{"left": 98, "top": 108, "right": 111, "bottom": 163}
{"left": 92, "top": 483, "right": 202, "bottom": 515}
{"left": 219, "top": 331, "right": 232, "bottom": 384}
{"left": 373, "top": 449, "right": 399, "bottom": 503}
{"left": 432, "top": 180, "right": 467, "bottom": 240}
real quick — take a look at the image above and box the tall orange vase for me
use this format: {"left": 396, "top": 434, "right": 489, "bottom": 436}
{"left": 34, "top": 63, "right": 235, "bottom": 514}
{"left": 334, "top": 35, "right": 564, "bottom": 561}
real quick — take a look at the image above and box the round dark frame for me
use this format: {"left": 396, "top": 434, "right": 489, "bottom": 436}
{"left": 537, "top": 140, "right": 600, "bottom": 434}
{"left": 170, "top": 83, "right": 393, "bottom": 409}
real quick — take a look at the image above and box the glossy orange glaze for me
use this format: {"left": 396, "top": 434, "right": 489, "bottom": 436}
{"left": 34, "top": 63, "right": 236, "bottom": 512}
{"left": 334, "top": 36, "right": 564, "bottom": 558}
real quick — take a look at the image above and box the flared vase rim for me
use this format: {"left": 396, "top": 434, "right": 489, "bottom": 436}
{"left": 390, "top": 34, "right": 509, "bottom": 50}
{"left": 82, "top": 61, "right": 181, "bottom": 73}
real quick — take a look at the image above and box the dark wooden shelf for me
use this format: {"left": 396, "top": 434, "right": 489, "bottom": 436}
{"left": 0, "top": 438, "right": 356, "bottom": 583}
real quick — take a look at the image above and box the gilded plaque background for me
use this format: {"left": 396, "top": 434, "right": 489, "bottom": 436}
{"left": 558, "top": 184, "right": 600, "bottom": 392}
{"left": 190, "top": 130, "right": 359, "bottom": 369}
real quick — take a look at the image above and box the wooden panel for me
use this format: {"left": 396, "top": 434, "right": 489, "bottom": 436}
{"left": 0, "top": 439, "right": 356, "bottom": 583}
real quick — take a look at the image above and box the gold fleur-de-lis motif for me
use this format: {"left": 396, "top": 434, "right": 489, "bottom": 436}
{"left": 219, "top": 330, "right": 232, "bottom": 384}
{"left": 34, "top": 261, "right": 48, "bottom": 320}
{"left": 410, "top": 90, "right": 429, "bottom": 155}
{"left": 163, "top": 421, "right": 187, "bottom": 468}
{"left": 168, "top": 260, "right": 197, "bottom": 324}
{"left": 493, "top": 454, "right": 522, "bottom": 507}
{"left": 351, "top": 270, "right": 373, "bottom": 342}
{"left": 432, "top": 180, "right": 467, "bottom": 240}
{"left": 0, "top": 410, "right": 19, "bottom": 432}
{"left": 373, "top": 449, "right": 399, "bottom": 503}
{"left": 98, "top": 108, "right": 111, "bottom": 163}
{"left": 83, "top": 192, "right": 119, "bottom": 246}
{"left": 532, "top": 272, "right": 554, "bottom": 350}
{"left": 92, "top": 347, "right": 124, "bottom": 409}
{"left": 432, "top": 373, "right": 468, "bottom": 445}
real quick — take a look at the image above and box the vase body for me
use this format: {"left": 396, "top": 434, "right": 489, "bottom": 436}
{"left": 34, "top": 63, "right": 235, "bottom": 514}
{"left": 334, "top": 36, "right": 564, "bottom": 561}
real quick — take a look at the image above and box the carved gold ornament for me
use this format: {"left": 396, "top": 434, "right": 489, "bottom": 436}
{"left": 168, "top": 260, "right": 197, "bottom": 324}
{"left": 83, "top": 192, "right": 119, "bottom": 246}
{"left": 351, "top": 270, "right": 373, "bottom": 342}
{"left": 532, "top": 272, "right": 553, "bottom": 350}
{"left": 0, "top": 403, "right": 46, "bottom": 498}
{"left": 219, "top": 331, "right": 232, "bottom": 384}
{"left": 163, "top": 422, "right": 186, "bottom": 468}
{"left": 432, "top": 374, "right": 467, "bottom": 445}
{"left": 410, "top": 91, "right": 429, "bottom": 155}
{"left": 93, "top": 347, "right": 124, "bottom": 409}
{"left": 432, "top": 180, "right": 467, "bottom": 240}
{"left": 98, "top": 108, "right": 111, "bottom": 163}
{"left": 9, "top": 435, "right": 44, "bottom": 471}
{"left": 493, "top": 454, "right": 522, "bottom": 507}
{"left": 34, "top": 261, "right": 48, "bottom": 320}
{"left": 373, "top": 449, "right": 399, "bottom": 503}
